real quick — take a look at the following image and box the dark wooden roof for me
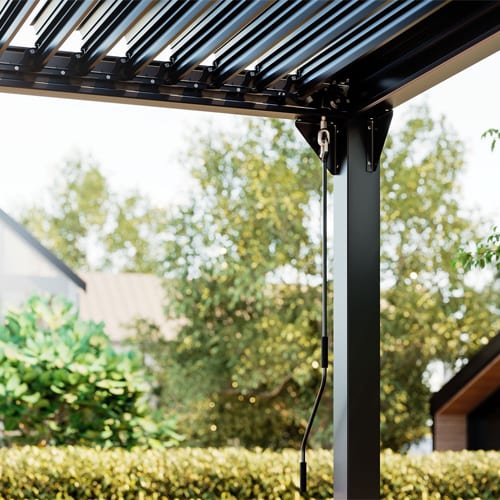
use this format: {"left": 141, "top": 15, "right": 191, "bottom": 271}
{"left": 0, "top": 1, "right": 498, "bottom": 118}
{"left": 431, "top": 333, "right": 500, "bottom": 415}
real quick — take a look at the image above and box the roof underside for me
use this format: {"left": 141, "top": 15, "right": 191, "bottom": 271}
{"left": 431, "top": 334, "right": 500, "bottom": 415}
{"left": 0, "top": 0, "right": 498, "bottom": 118}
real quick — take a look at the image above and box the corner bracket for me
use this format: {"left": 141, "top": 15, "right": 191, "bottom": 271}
{"left": 366, "top": 109, "right": 393, "bottom": 172}
{"left": 295, "top": 117, "right": 346, "bottom": 175}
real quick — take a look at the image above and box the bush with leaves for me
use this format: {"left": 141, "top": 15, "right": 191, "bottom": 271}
{"left": 0, "top": 295, "right": 182, "bottom": 447}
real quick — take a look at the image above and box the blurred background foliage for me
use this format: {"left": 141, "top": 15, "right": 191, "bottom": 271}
{"left": 12, "top": 108, "right": 499, "bottom": 452}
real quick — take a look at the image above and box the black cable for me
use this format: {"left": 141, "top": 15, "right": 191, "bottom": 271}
{"left": 299, "top": 149, "right": 329, "bottom": 494}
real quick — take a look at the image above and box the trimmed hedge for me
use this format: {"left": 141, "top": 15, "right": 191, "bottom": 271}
{"left": 381, "top": 450, "right": 500, "bottom": 500}
{"left": 0, "top": 447, "right": 498, "bottom": 499}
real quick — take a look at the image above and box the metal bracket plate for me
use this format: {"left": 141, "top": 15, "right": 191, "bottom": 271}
{"left": 295, "top": 117, "right": 346, "bottom": 175}
{"left": 296, "top": 108, "right": 392, "bottom": 175}
{"left": 366, "top": 110, "right": 393, "bottom": 172}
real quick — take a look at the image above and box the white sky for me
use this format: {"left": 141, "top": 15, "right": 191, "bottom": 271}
{"left": 0, "top": 52, "right": 498, "bottom": 230}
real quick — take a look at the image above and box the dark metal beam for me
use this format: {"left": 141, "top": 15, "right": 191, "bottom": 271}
{"left": 0, "top": 47, "right": 317, "bottom": 119}
{"left": 333, "top": 115, "right": 389, "bottom": 499}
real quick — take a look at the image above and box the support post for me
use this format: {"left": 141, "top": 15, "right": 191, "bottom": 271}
{"left": 333, "top": 117, "right": 381, "bottom": 499}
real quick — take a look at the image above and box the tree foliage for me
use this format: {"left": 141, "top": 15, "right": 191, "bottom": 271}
{"left": 380, "top": 108, "right": 500, "bottom": 449}
{"left": 20, "top": 154, "right": 169, "bottom": 272}
{"left": 153, "top": 109, "right": 499, "bottom": 451}
{"left": 0, "top": 295, "right": 181, "bottom": 447}
{"left": 157, "top": 119, "right": 331, "bottom": 448}
{"left": 456, "top": 227, "right": 500, "bottom": 271}
{"left": 456, "top": 128, "right": 500, "bottom": 272}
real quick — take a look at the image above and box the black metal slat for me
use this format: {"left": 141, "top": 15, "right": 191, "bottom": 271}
{"left": 120, "top": 0, "right": 211, "bottom": 79}
{"left": 0, "top": 0, "right": 37, "bottom": 55}
{"left": 296, "top": 0, "right": 446, "bottom": 96}
{"left": 168, "top": 0, "right": 268, "bottom": 82}
{"left": 23, "top": 0, "right": 96, "bottom": 70}
{"left": 71, "top": 0, "right": 153, "bottom": 74}
{"left": 253, "top": 0, "right": 382, "bottom": 90}
{"left": 213, "top": 0, "right": 327, "bottom": 86}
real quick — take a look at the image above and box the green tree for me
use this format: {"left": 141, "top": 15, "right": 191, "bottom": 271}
{"left": 155, "top": 109, "right": 499, "bottom": 451}
{"left": 158, "top": 119, "right": 331, "bottom": 448}
{"left": 20, "top": 154, "right": 168, "bottom": 272}
{"left": 0, "top": 295, "right": 181, "bottom": 447}
{"left": 380, "top": 108, "right": 500, "bottom": 450}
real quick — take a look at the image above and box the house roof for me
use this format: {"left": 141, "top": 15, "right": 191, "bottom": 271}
{"left": 0, "top": 208, "right": 86, "bottom": 291}
{"left": 78, "top": 272, "right": 179, "bottom": 343}
{"left": 0, "top": 1, "right": 497, "bottom": 118}
{"left": 431, "top": 333, "right": 500, "bottom": 416}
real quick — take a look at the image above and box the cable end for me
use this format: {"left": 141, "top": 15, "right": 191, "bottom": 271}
{"left": 300, "top": 460, "right": 307, "bottom": 494}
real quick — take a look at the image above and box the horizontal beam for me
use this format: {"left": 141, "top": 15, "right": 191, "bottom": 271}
{"left": 0, "top": 48, "right": 315, "bottom": 119}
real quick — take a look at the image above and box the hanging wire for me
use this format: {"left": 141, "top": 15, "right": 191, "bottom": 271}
{"left": 300, "top": 116, "right": 330, "bottom": 494}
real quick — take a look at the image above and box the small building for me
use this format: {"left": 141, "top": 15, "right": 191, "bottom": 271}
{"left": 431, "top": 333, "right": 500, "bottom": 451}
{"left": 0, "top": 208, "right": 85, "bottom": 317}
{"left": 78, "top": 272, "right": 179, "bottom": 346}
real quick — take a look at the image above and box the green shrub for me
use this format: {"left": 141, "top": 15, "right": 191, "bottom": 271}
{"left": 0, "top": 447, "right": 498, "bottom": 499}
{"left": 381, "top": 449, "right": 500, "bottom": 499}
{"left": 0, "top": 295, "right": 181, "bottom": 448}
{"left": 0, "top": 447, "right": 332, "bottom": 499}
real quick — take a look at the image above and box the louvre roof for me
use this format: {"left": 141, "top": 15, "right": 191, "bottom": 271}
{"left": 0, "top": 0, "right": 498, "bottom": 118}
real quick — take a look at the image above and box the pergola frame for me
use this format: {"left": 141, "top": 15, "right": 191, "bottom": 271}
{"left": 0, "top": 1, "right": 498, "bottom": 498}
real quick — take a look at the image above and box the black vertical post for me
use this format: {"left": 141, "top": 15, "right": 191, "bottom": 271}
{"left": 334, "top": 118, "right": 380, "bottom": 499}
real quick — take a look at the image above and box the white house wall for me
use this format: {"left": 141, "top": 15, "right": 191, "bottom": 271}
{"left": 0, "top": 220, "right": 80, "bottom": 317}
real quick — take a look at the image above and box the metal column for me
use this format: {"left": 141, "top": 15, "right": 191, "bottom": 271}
{"left": 334, "top": 118, "right": 381, "bottom": 499}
